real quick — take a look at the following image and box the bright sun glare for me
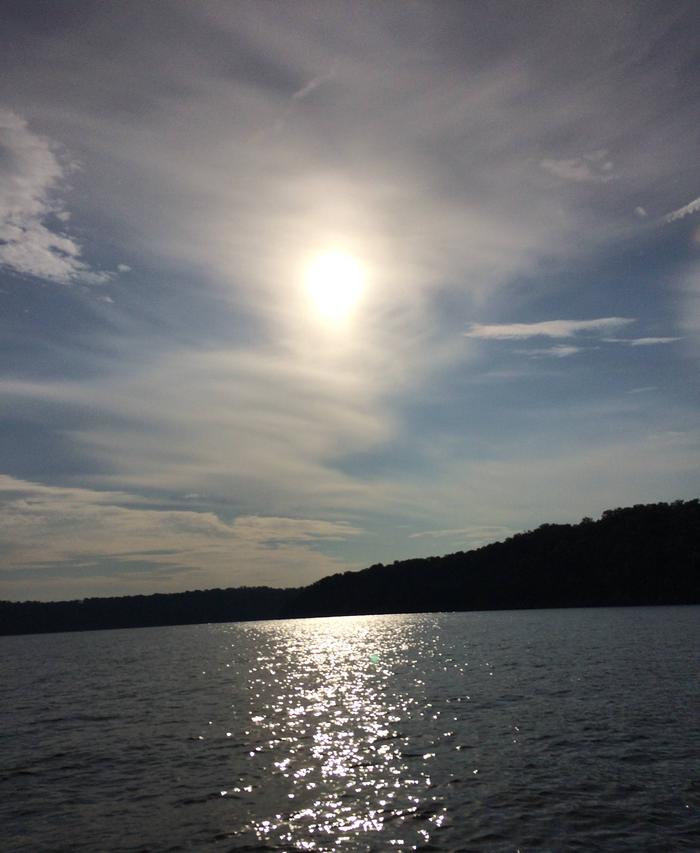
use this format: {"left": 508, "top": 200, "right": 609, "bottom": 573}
{"left": 304, "top": 251, "right": 365, "bottom": 323}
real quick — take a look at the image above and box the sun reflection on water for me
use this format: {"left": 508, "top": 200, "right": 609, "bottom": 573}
{"left": 231, "top": 615, "right": 449, "bottom": 849}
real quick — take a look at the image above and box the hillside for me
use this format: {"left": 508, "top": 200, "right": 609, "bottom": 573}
{"left": 1, "top": 499, "right": 698, "bottom": 635}
{"left": 0, "top": 585, "right": 295, "bottom": 637}
{"left": 284, "top": 500, "right": 700, "bottom": 618}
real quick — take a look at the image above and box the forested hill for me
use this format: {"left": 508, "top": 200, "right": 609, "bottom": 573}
{"left": 0, "top": 586, "right": 294, "bottom": 637}
{"left": 284, "top": 500, "right": 700, "bottom": 618}
{"left": 1, "top": 500, "right": 698, "bottom": 635}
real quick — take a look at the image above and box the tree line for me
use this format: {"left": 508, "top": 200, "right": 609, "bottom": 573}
{"left": 1, "top": 499, "right": 698, "bottom": 635}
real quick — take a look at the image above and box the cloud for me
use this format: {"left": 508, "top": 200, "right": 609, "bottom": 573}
{"left": 470, "top": 323, "right": 679, "bottom": 358}
{"left": 0, "top": 108, "right": 109, "bottom": 284}
{"left": 540, "top": 150, "right": 615, "bottom": 183}
{"left": 292, "top": 68, "right": 336, "bottom": 100}
{"left": 662, "top": 196, "right": 700, "bottom": 224}
{"left": 465, "top": 318, "right": 634, "bottom": 340}
{"left": 1, "top": 4, "right": 697, "bottom": 311}
{"left": 0, "top": 6, "right": 648, "bottom": 319}
{"left": 0, "top": 344, "right": 403, "bottom": 515}
{"left": 517, "top": 345, "right": 583, "bottom": 358}
{"left": 407, "top": 431, "right": 700, "bottom": 540}
{"left": 604, "top": 336, "right": 681, "bottom": 346}
{"left": 229, "top": 514, "right": 361, "bottom": 544}
{"left": 634, "top": 206, "right": 647, "bottom": 218}
{"left": 0, "top": 474, "right": 362, "bottom": 599}
{"left": 0, "top": 4, "right": 698, "bottom": 600}
{"left": 409, "top": 525, "right": 513, "bottom": 543}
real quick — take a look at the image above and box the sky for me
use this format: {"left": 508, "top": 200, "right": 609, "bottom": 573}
{"left": 1, "top": 0, "right": 699, "bottom": 602}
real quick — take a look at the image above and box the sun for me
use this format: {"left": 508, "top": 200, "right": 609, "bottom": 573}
{"left": 304, "top": 251, "right": 365, "bottom": 323}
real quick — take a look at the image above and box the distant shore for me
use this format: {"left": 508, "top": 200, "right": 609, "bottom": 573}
{"left": 2, "top": 499, "right": 698, "bottom": 636}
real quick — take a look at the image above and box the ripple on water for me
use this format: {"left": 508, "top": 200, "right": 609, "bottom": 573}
{"left": 1, "top": 608, "right": 699, "bottom": 851}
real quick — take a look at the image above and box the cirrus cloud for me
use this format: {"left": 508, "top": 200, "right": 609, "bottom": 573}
{"left": 603, "top": 336, "right": 681, "bottom": 346}
{"left": 465, "top": 318, "right": 634, "bottom": 340}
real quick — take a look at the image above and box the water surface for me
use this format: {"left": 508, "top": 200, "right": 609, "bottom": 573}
{"left": 2, "top": 607, "right": 698, "bottom": 851}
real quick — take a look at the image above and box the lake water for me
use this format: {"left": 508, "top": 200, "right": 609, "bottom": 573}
{"left": 2, "top": 607, "right": 699, "bottom": 851}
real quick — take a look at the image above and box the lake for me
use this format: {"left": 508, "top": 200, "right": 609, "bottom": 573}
{"left": 2, "top": 607, "right": 698, "bottom": 851}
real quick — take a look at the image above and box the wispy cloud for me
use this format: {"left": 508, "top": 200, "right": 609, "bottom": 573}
{"left": 540, "top": 150, "right": 615, "bottom": 184}
{"left": 1, "top": 3, "right": 698, "bottom": 601}
{"left": 604, "top": 337, "right": 681, "bottom": 346}
{"left": 662, "top": 196, "right": 700, "bottom": 224}
{"left": 292, "top": 68, "right": 336, "bottom": 100}
{"left": 409, "top": 525, "right": 513, "bottom": 544}
{"left": 517, "top": 345, "right": 583, "bottom": 358}
{"left": 469, "top": 321, "right": 679, "bottom": 356}
{"left": 0, "top": 345, "right": 403, "bottom": 515}
{"left": 0, "top": 474, "right": 362, "bottom": 599}
{"left": 465, "top": 318, "right": 634, "bottom": 340}
{"left": 0, "top": 109, "right": 109, "bottom": 284}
